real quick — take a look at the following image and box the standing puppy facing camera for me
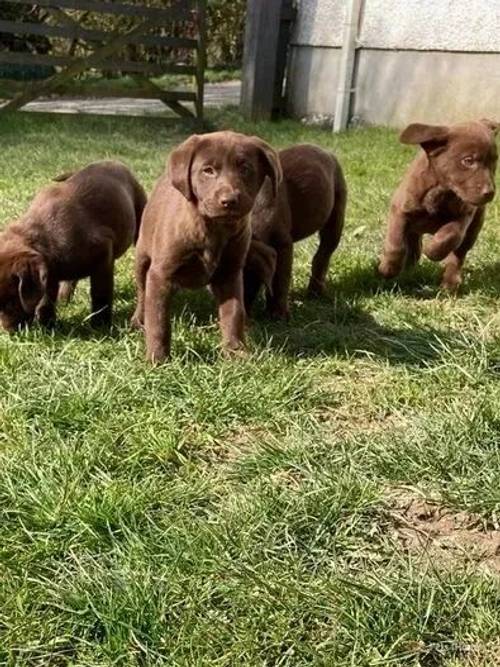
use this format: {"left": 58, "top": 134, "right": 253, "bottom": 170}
{"left": 132, "top": 131, "right": 282, "bottom": 363}
{"left": 0, "top": 161, "right": 146, "bottom": 332}
{"left": 379, "top": 119, "right": 498, "bottom": 290}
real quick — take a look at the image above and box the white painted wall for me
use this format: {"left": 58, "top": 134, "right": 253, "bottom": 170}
{"left": 288, "top": 0, "right": 500, "bottom": 126}
{"left": 293, "top": 0, "right": 500, "bottom": 51}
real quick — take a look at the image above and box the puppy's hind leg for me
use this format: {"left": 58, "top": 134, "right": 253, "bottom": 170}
{"left": 267, "top": 239, "right": 293, "bottom": 319}
{"left": 308, "top": 175, "right": 346, "bottom": 297}
{"left": 58, "top": 280, "right": 78, "bottom": 304}
{"left": 89, "top": 244, "right": 114, "bottom": 327}
{"left": 406, "top": 232, "right": 422, "bottom": 268}
{"left": 131, "top": 250, "right": 150, "bottom": 330}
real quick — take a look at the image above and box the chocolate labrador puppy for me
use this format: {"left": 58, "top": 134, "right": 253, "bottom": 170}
{"left": 0, "top": 160, "right": 146, "bottom": 331}
{"left": 379, "top": 119, "right": 498, "bottom": 290}
{"left": 132, "top": 130, "right": 281, "bottom": 362}
{"left": 244, "top": 144, "right": 347, "bottom": 319}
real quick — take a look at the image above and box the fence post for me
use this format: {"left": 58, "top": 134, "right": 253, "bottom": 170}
{"left": 195, "top": 0, "right": 207, "bottom": 123}
{"left": 240, "top": 0, "right": 293, "bottom": 121}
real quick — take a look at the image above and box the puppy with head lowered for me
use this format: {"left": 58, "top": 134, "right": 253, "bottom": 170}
{"left": 244, "top": 144, "right": 347, "bottom": 319}
{"left": 132, "top": 131, "right": 281, "bottom": 363}
{"left": 379, "top": 119, "right": 498, "bottom": 290}
{"left": 0, "top": 161, "right": 146, "bottom": 332}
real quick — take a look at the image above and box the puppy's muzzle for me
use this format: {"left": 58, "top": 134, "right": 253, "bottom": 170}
{"left": 219, "top": 190, "right": 241, "bottom": 211}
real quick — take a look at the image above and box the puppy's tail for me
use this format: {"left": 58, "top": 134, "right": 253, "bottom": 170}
{"left": 53, "top": 171, "right": 75, "bottom": 182}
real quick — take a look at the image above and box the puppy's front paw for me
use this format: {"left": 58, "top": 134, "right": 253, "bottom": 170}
{"left": 130, "top": 311, "right": 144, "bottom": 330}
{"left": 307, "top": 280, "right": 325, "bottom": 298}
{"left": 267, "top": 304, "right": 290, "bottom": 321}
{"left": 146, "top": 345, "right": 170, "bottom": 364}
{"left": 36, "top": 304, "right": 56, "bottom": 328}
{"left": 440, "top": 273, "right": 462, "bottom": 293}
{"left": 89, "top": 311, "right": 112, "bottom": 328}
{"left": 378, "top": 257, "right": 400, "bottom": 278}
{"left": 223, "top": 339, "right": 248, "bottom": 359}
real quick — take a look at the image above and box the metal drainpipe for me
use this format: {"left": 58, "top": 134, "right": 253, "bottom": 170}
{"left": 333, "top": 0, "right": 363, "bottom": 132}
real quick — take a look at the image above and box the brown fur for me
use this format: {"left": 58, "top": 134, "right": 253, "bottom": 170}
{"left": 379, "top": 119, "right": 499, "bottom": 290}
{"left": 132, "top": 130, "right": 282, "bottom": 363}
{"left": 244, "top": 144, "right": 347, "bottom": 319}
{"left": 0, "top": 160, "right": 146, "bottom": 331}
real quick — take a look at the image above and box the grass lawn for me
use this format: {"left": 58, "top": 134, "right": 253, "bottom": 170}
{"left": 1, "top": 108, "right": 500, "bottom": 666}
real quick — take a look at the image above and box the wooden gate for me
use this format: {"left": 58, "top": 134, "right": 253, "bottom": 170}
{"left": 0, "top": 0, "right": 206, "bottom": 119}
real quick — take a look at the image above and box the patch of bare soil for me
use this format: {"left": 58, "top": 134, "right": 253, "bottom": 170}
{"left": 388, "top": 491, "right": 500, "bottom": 574}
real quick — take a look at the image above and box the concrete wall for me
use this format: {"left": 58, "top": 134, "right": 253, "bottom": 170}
{"left": 287, "top": 0, "right": 500, "bottom": 126}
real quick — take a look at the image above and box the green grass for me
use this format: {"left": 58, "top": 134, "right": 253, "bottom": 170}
{"left": 1, "top": 109, "right": 500, "bottom": 665}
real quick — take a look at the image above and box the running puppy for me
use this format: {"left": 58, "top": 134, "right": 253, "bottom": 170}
{"left": 379, "top": 119, "right": 498, "bottom": 290}
{"left": 132, "top": 130, "right": 281, "bottom": 363}
{"left": 0, "top": 161, "right": 146, "bottom": 331}
{"left": 244, "top": 144, "right": 347, "bottom": 319}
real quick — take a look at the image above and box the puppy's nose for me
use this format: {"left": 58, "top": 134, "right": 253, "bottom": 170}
{"left": 481, "top": 185, "right": 495, "bottom": 201}
{"left": 220, "top": 191, "right": 240, "bottom": 209}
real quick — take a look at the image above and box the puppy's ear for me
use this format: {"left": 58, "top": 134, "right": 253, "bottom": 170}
{"left": 169, "top": 135, "right": 200, "bottom": 201}
{"left": 251, "top": 137, "right": 283, "bottom": 197}
{"left": 15, "top": 254, "right": 47, "bottom": 314}
{"left": 480, "top": 119, "right": 500, "bottom": 136}
{"left": 53, "top": 170, "right": 74, "bottom": 182}
{"left": 253, "top": 176, "right": 275, "bottom": 212}
{"left": 246, "top": 240, "right": 277, "bottom": 294}
{"left": 400, "top": 123, "right": 449, "bottom": 155}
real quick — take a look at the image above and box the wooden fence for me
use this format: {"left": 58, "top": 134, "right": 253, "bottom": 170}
{"left": 0, "top": 0, "right": 206, "bottom": 119}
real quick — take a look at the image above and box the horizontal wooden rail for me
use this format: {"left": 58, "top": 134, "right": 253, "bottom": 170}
{"left": 0, "top": 0, "right": 205, "bottom": 120}
{"left": 0, "top": 79, "right": 197, "bottom": 101}
{"left": 0, "top": 52, "right": 197, "bottom": 77}
{"left": 67, "top": 86, "right": 197, "bottom": 102}
{"left": 2, "top": 0, "right": 195, "bottom": 21}
{"left": 0, "top": 19, "right": 198, "bottom": 50}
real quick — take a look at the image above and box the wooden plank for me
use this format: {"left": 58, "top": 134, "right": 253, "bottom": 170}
{"left": 195, "top": 0, "right": 206, "bottom": 120}
{"left": 163, "top": 99, "right": 194, "bottom": 119}
{"left": 240, "top": 0, "right": 283, "bottom": 121}
{"left": 2, "top": 0, "right": 195, "bottom": 21}
{"left": 129, "top": 73, "right": 195, "bottom": 118}
{"left": 0, "top": 80, "right": 197, "bottom": 101}
{"left": 1, "top": 16, "right": 157, "bottom": 111}
{"left": 0, "top": 52, "right": 197, "bottom": 77}
{"left": 59, "top": 86, "right": 196, "bottom": 102}
{"left": 0, "top": 1, "right": 205, "bottom": 120}
{"left": 0, "top": 19, "right": 198, "bottom": 50}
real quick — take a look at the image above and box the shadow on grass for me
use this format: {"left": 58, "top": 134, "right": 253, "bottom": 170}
{"left": 329, "top": 260, "right": 443, "bottom": 299}
{"left": 49, "top": 283, "right": 219, "bottom": 342}
{"left": 37, "top": 258, "right": 479, "bottom": 367}
{"left": 462, "top": 260, "right": 500, "bottom": 296}
{"left": 329, "top": 257, "right": 500, "bottom": 300}
{"left": 250, "top": 300, "right": 458, "bottom": 367}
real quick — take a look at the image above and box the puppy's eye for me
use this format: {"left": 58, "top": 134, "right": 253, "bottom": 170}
{"left": 202, "top": 166, "right": 216, "bottom": 177}
{"left": 239, "top": 162, "right": 254, "bottom": 174}
{"left": 461, "top": 156, "right": 476, "bottom": 168}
